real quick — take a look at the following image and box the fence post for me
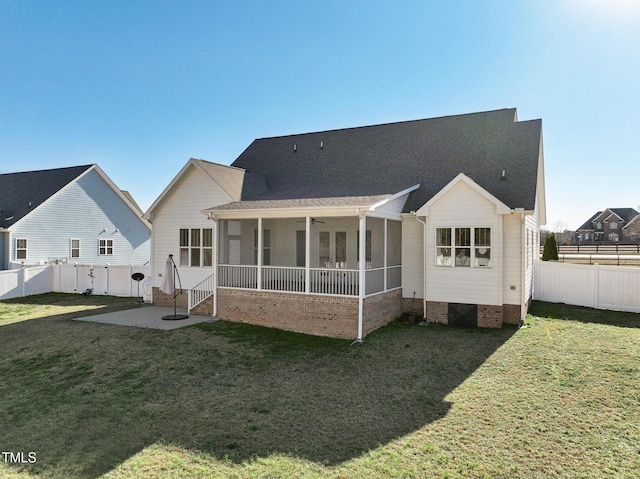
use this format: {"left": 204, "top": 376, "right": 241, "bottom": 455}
{"left": 594, "top": 263, "right": 599, "bottom": 310}
{"left": 20, "top": 266, "right": 26, "bottom": 297}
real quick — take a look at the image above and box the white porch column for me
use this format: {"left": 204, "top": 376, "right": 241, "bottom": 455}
{"left": 211, "top": 215, "right": 218, "bottom": 317}
{"left": 305, "top": 216, "right": 311, "bottom": 294}
{"left": 257, "top": 217, "right": 263, "bottom": 291}
{"left": 357, "top": 211, "right": 366, "bottom": 341}
{"left": 384, "top": 218, "right": 388, "bottom": 291}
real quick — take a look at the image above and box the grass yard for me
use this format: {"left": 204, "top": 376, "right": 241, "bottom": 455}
{"left": 0, "top": 294, "right": 638, "bottom": 479}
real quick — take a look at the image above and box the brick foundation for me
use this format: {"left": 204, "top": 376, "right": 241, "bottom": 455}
{"left": 363, "top": 290, "right": 403, "bottom": 336}
{"left": 426, "top": 301, "right": 449, "bottom": 325}
{"left": 213, "top": 288, "right": 404, "bottom": 339}
{"left": 425, "top": 301, "right": 524, "bottom": 328}
{"left": 477, "top": 304, "right": 503, "bottom": 328}
{"left": 502, "top": 304, "right": 522, "bottom": 325}
{"left": 217, "top": 289, "right": 359, "bottom": 339}
{"left": 401, "top": 297, "right": 425, "bottom": 318}
{"left": 153, "top": 287, "right": 188, "bottom": 309}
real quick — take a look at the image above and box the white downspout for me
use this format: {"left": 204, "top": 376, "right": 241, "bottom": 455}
{"left": 355, "top": 209, "right": 366, "bottom": 343}
{"left": 519, "top": 210, "right": 526, "bottom": 323}
{"left": 416, "top": 214, "right": 428, "bottom": 321}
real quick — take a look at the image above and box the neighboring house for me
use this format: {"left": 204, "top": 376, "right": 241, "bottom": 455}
{"left": 575, "top": 208, "right": 640, "bottom": 243}
{"left": 0, "top": 165, "right": 151, "bottom": 270}
{"left": 145, "top": 108, "right": 546, "bottom": 339}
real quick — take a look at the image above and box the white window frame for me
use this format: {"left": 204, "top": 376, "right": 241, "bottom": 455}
{"left": 610, "top": 221, "right": 618, "bottom": 230}
{"left": 16, "top": 238, "right": 28, "bottom": 260}
{"left": 180, "top": 228, "right": 213, "bottom": 267}
{"left": 253, "top": 228, "right": 271, "bottom": 265}
{"left": 435, "top": 227, "right": 492, "bottom": 268}
{"left": 98, "top": 239, "right": 113, "bottom": 256}
{"left": 70, "top": 239, "right": 81, "bottom": 259}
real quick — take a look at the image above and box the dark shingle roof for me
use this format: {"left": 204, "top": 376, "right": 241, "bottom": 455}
{"left": 0, "top": 165, "right": 93, "bottom": 229}
{"left": 577, "top": 211, "right": 603, "bottom": 231}
{"left": 229, "top": 108, "right": 542, "bottom": 213}
{"left": 609, "top": 208, "right": 639, "bottom": 223}
{"left": 577, "top": 208, "right": 640, "bottom": 231}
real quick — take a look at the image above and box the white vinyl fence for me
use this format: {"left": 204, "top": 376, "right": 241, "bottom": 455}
{"left": 534, "top": 260, "right": 640, "bottom": 313}
{"left": 0, "top": 264, "right": 151, "bottom": 301}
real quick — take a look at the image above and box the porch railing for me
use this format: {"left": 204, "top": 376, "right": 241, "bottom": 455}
{"left": 262, "top": 266, "right": 305, "bottom": 292}
{"left": 310, "top": 268, "right": 359, "bottom": 296}
{"left": 216, "top": 264, "right": 398, "bottom": 297}
{"left": 188, "top": 273, "right": 215, "bottom": 312}
{"left": 218, "top": 264, "right": 257, "bottom": 289}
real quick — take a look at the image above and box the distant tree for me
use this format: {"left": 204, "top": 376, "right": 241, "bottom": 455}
{"left": 542, "top": 233, "right": 559, "bottom": 261}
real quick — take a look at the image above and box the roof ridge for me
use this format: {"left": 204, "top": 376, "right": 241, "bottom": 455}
{"left": 0, "top": 164, "right": 94, "bottom": 177}
{"left": 255, "top": 108, "right": 519, "bottom": 141}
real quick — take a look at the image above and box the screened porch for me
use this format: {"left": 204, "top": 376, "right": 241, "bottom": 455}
{"left": 215, "top": 216, "right": 402, "bottom": 297}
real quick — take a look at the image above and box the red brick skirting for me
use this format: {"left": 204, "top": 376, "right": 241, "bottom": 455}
{"left": 363, "top": 290, "right": 403, "bottom": 336}
{"left": 214, "top": 288, "right": 403, "bottom": 339}
{"left": 217, "top": 289, "right": 359, "bottom": 339}
{"left": 425, "top": 301, "right": 524, "bottom": 328}
{"left": 152, "top": 287, "right": 188, "bottom": 309}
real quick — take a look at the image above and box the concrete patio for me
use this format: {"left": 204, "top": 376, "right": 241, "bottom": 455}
{"left": 74, "top": 305, "right": 215, "bottom": 330}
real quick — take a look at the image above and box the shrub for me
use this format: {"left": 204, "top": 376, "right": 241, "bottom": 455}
{"left": 542, "top": 233, "right": 559, "bottom": 261}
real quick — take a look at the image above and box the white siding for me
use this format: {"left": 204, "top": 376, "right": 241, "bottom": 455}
{"left": 152, "top": 166, "right": 232, "bottom": 289}
{"left": 9, "top": 169, "right": 150, "bottom": 266}
{"left": 503, "top": 214, "right": 522, "bottom": 305}
{"left": 401, "top": 215, "right": 424, "bottom": 299}
{"left": 425, "top": 181, "right": 502, "bottom": 305}
{"left": 524, "top": 198, "right": 540, "bottom": 307}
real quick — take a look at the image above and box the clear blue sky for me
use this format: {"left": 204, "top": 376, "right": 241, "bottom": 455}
{"left": 2, "top": 0, "right": 639, "bottom": 230}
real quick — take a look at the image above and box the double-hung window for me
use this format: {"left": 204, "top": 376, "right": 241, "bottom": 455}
{"left": 16, "top": 238, "right": 28, "bottom": 260}
{"left": 436, "top": 227, "right": 491, "bottom": 268}
{"left": 180, "top": 228, "right": 213, "bottom": 267}
{"left": 253, "top": 229, "right": 271, "bottom": 265}
{"left": 99, "top": 239, "right": 113, "bottom": 255}
{"left": 70, "top": 239, "right": 80, "bottom": 259}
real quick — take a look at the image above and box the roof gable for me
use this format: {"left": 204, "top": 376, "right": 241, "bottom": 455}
{"left": 145, "top": 158, "right": 244, "bottom": 218}
{"left": 416, "top": 173, "right": 511, "bottom": 216}
{"left": 230, "top": 108, "right": 543, "bottom": 213}
{"left": 577, "top": 208, "right": 639, "bottom": 231}
{"left": 0, "top": 165, "right": 93, "bottom": 229}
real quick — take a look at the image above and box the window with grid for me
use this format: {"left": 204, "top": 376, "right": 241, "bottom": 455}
{"left": 99, "top": 239, "right": 113, "bottom": 255}
{"left": 70, "top": 239, "right": 80, "bottom": 258}
{"left": 436, "top": 227, "right": 491, "bottom": 268}
{"left": 253, "top": 229, "right": 271, "bottom": 265}
{"left": 180, "top": 228, "right": 213, "bottom": 267}
{"left": 16, "top": 238, "right": 27, "bottom": 260}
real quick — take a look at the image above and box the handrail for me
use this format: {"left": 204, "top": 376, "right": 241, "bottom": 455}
{"left": 188, "top": 273, "right": 215, "bottom": 312}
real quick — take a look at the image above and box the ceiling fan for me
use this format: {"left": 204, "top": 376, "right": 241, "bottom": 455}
{"left": 296, "top": 218, "right": 326, "bottom": 224}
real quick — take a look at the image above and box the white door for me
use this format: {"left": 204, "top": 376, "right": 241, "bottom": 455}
{"left": 228, "top": 239, "right": 241, "bottom": 264}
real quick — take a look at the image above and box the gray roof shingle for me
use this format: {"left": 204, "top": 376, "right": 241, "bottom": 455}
{"left": 228, "top": 108, "right": 542, "bottom": 214}
{"left": 0, "top": 165, "right": 93, "bottom": 229}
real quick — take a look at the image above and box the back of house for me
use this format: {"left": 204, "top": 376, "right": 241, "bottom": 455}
{"left": 146, "top": 108, "right": 545, "bottom": 338}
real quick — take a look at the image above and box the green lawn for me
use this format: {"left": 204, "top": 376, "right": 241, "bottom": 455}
{"left": 1, "top": 294, "right": 638, "bottom": 478}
